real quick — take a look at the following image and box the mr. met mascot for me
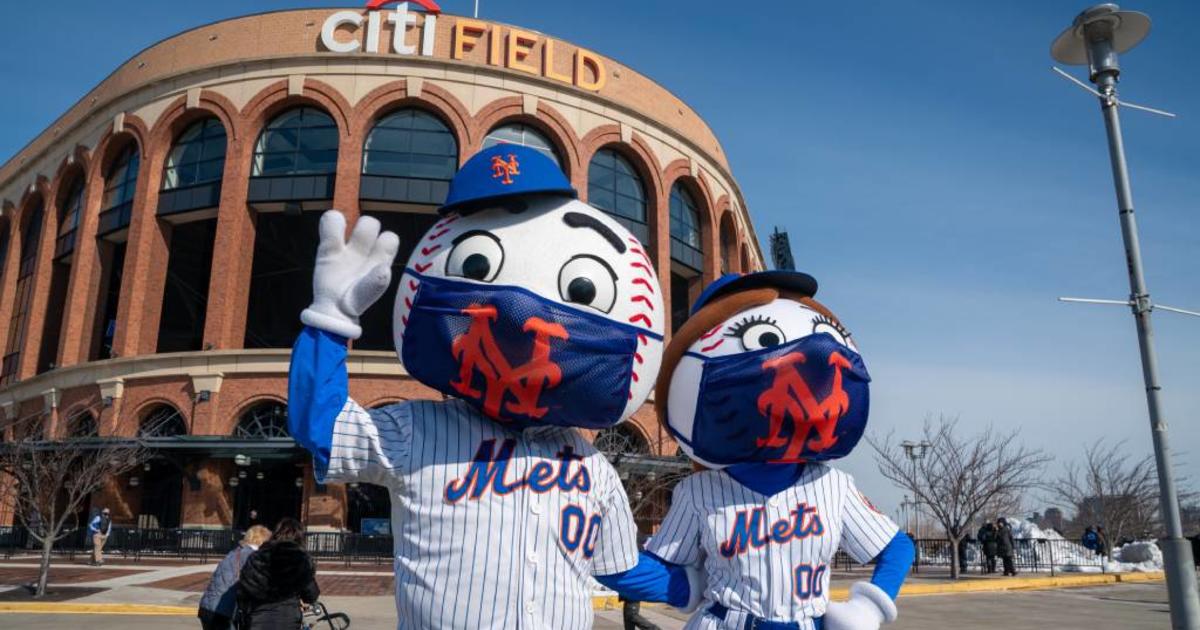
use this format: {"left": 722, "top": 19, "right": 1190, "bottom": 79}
{"left": 288, "top": 145, "right": 700, "bottom": 629}
{"left": 647, "top": 271, "right": 914, "bottom": 630}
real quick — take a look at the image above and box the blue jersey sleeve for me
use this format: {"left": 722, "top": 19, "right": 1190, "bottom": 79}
{"left": 593, "top": 552, "right": 692, "bottom": 608}
{"left": 870, "top": 531, "right": 915, "bottom": 600}
{"left": 288, "top": 326, "right": 350, "bottom": 479}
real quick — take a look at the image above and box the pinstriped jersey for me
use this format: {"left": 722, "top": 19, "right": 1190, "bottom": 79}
{"left": 324, "top": 396, "right": 639, "bottom": 630}
{"left": 647, "top": 464, "right": 897, "bottom": 630}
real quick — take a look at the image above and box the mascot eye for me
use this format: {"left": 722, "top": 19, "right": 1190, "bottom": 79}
{"left": 557, "top": 255, "right": 617, "bottom": 313}
{"left": 445, "top": 231, "right": 503, "bottom": 282}
{"left": 812, "top": 314, "right": 851, "bottom": 346}
{"left": 726, "top": 315, "right": 787, "bottom": 351}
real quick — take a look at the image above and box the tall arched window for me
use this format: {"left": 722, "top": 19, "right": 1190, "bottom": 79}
{"left": 669, "top": 183, "right": 702, "bottom": 271}
{"left": 98, "top": 143, "right": 139, "bottom": 237}
{"left": 139, "top": 404, "right": 187, "bottom": 438}
{"left": 588, "top": 149, "right": 648, "bottom": 244}
{"left": 159, "top": 118, "right": 227, "bottom": 215}
{"left": 248, "top": 107, "right": 338, "bottom": 206}
{"left": 361, "top": 109, "right": 458, "bottom": 206}
{"left": 67, "top": 410, "right": 98, "bottom": 438}
{"left": 55, "top": 177, "right": 84, "bottom": 259}
{"left": 483, "top": 123, "right": 561, "bottom": 167}
{"left": 2, "top": 200, "right": 45, "bottom": 384}
{"left": 235, "top": 402, "right": 290, "bottom": 439}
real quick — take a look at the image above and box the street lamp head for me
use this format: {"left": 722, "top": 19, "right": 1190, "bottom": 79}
{"left": 1052, "top": 4, "right": 1151, "bottom": 81}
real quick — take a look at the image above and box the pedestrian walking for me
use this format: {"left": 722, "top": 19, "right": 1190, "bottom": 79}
{"left": 978, "top": 522, "right": 998, "bottom": 574}
{"left": 958, "top": 533, "right": 974, "bottom": 574}
{"left": 198, "top": 525, "right": 271, "bottom": 630}
{"left": 996, "top": 518, "right": 1017, "bottom": 576}
{"left": 88, "top": 508, "right": 112, "bottom": 566}
{"left": 620, "top": 534, "right": 661, "bottom": 630}
{"left": 235, "top": 518, "right": 319, "bottom": 630}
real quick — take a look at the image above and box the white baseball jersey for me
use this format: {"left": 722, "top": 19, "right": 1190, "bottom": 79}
{"left": 647, "top": 464, "right": 897, "bottom": 630}
{"left": 325, "top": 396, "right": 639, "bottom": 630}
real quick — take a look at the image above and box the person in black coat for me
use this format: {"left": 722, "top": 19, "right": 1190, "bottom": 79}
{"left": 236, "top": 518, "right": 320, "bottom": 630}
{"left": 996, "top": 518, "right": 1017, "bottom": 576}
{"left": 978, "top": 522, "right": 998, "bottom": 574}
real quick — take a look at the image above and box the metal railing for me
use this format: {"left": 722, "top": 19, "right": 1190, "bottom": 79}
{"left": 913, "top": 538, "right": 1109, "bottom": 576}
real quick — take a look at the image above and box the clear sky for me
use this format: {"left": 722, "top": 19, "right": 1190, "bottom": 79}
{"left": 1, "top": 0, "right": 1196, "bottom": 523}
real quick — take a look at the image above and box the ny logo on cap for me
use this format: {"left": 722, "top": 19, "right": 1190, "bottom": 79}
{"left": 490, "top": 154, "right": 521, "bottom": 185}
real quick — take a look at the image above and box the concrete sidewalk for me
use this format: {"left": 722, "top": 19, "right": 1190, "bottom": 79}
{"left": 0, "top": 557, "right": 1167, "bottom": 616}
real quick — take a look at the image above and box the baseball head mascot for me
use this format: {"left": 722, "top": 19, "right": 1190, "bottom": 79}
{"left": 647, "top": 271, "right": 914, "bottom": 630}
{"left": 288, "top": 145, "right": 703, "bottom": 629}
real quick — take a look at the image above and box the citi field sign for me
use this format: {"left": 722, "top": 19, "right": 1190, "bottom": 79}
{"left": 320, "top": 0, "right": 608, "bottom": 91}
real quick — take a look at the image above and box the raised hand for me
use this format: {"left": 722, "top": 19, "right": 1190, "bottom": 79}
{"left": 300, "top": 210, "right": 400, "bottom": 340}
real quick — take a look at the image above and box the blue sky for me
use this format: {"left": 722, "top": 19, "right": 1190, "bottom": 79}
{"left": 1, "top": 0, "right": 1197, "bottom": 522}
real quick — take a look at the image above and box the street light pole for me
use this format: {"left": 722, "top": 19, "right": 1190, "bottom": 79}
{"left": 900, "top": 440, "right": 931, "bottom": 542}
{"left": 1052, "top": 6, "right": 1200, "bottom": 628}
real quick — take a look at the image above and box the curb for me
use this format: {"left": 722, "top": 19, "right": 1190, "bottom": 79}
{"left": 0, "top": 573, "right": 1166, "bottom": 615}
{"left": 896, "top": 571, "right": 1165, "bottom": 598}
{"left": 0, "top": 602, "right": 195, "bottom": 615}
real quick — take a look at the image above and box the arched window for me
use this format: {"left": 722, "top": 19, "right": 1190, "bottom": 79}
{"left": 361, "top": 109, "right": 458, "bottom": 206}
{"left": 588, "top": 149, "right": 648, "bottom": 244}
{"left": 669, "top": 183, "right": 702, "bottom": 271}
{"left": 98, "top": 143, "right": 139, "bottom": 237}
{"left": 483, "top": 123, "right": 561, "bottom": 167}
{"left": 159, "top": 118, "right": 227, "bottom": 215}
{"left": 55, "top": 176, "right": 85, "bottom": 259}
{"left": 139, "top": 404, "right": 187, "bottom": 438}
{"left": 235, "top": 402, "right": 290, "bottom": 439}
{"left": 2, "top": 200, "right": 45, "bottom": 385}
{"left": 249, "top": 107, "right": 338, "bottom": 206}
{"left": 67, "top": 410, "right": 98, "bottom": 438}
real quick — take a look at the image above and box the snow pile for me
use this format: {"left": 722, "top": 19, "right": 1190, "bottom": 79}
{"left": 1104, "top": 541, "right": 1163, "bottom": 573}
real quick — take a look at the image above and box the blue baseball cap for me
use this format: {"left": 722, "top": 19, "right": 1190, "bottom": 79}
{"left": 690, "top": 271, "right": 819, "bottom": 316}
{"left": 439, "top": 144, "right": 576, "bottom": 215}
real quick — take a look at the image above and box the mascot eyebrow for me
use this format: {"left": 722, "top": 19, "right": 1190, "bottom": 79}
{"left": 563, "top": 212, "right": 626, "bottom": 254}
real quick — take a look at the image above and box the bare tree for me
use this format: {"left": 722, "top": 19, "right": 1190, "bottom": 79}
{"left": 0, "top": 405, "right": 148, "bottom": 597}
{"left": 869, "top": 415, "right": 1051, "bottom": 579}
{"left": 1047, "top": 440, "right": 1185, "bottom": 545}
{"left": 594, "top": 426, "right": 692, "bottom": 535}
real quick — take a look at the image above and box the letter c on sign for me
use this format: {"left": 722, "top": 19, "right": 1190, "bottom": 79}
{"left": 322, "top": 10, "right": 364, "bottom": 53}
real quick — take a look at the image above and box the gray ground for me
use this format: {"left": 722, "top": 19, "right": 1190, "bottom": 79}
{"left": 0, "top": 582, "right": 1173, "bottom": 629}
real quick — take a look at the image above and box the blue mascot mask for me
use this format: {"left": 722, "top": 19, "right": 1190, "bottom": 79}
{"left": 401, "top": 270, "right": 660, "bottom": 430}
{"left": 670, "top": 332, "right": 870, "bottom": 466}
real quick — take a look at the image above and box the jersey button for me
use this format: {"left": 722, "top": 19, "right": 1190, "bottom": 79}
{"left": 526, "top": 551, "right": 538, "bottom": 563}
{"left": 530, "top": 501, "right": 542, "bottom": 515}
{"left": 525, "top": 602, "right": 535, "bottom": 614}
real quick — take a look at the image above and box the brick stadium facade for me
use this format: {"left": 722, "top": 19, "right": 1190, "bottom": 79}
{"left": 0, "top": 7, "right": 763, "bottom": 533}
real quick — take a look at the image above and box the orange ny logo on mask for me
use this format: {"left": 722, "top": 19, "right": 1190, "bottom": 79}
{"left": 755, "top": 351, "right": 852, "bottom": 462}
{"left": 450, "top": 304, "right": 568, "bottom": 420}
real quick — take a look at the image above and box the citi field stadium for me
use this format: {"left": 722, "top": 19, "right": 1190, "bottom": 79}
{"left": 0, "top": 6, "right": 763, "bottom": 534}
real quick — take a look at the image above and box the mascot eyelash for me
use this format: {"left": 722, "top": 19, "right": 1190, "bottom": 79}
{"left": 812, "top": 313, "right": 851, "bottom": 338}
{"left": 724, "top": 314, "right": 778, "bottom": 338}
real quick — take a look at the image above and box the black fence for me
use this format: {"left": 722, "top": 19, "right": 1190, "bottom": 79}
{"left": 912, "top": 538, "right": 1109, "bottom": 576}
{"left": 0, "top": 526, "right": 395, "bottom": 565}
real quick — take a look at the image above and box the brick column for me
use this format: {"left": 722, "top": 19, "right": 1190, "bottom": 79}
{"left": 15, "top": 185, "right": 61, "bottom": 380}
{"left": 304, "top": 467, "right": 347, "bottom": 531}
{"left": 0, "top": 215, "right": 19, "bottom": 357}
{"left": 332, "top": 129, "right": 362, "bottom": 225}
{"left": 111, "top": 145, "right": 170, "bottom": 358}
{"left": 651, "top": 184, "right": 672, "bottom": 345}
{"left": 202, "top": 137, "right": 255, "bottom": 349}
{"left": 181, "top": 459, "right": 233, "bottom": 528}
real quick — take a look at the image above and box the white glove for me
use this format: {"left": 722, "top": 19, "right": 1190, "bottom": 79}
{"left": 822, "top": 582, "right": 898, "bottom": 630}
{"left": 300, "top": 210, "right": 400, "bottom": 340}
{"left": 677, "top": 563, "right": 706, "bottom": 614}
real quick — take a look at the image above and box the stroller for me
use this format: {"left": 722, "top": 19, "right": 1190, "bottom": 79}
{"left": 303, "top": 602, "right": 351, "bottom": 630}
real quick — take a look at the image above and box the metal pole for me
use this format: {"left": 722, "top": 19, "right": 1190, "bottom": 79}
{"left": 1094, "top": 70, "right": 1200, "bottom": 630}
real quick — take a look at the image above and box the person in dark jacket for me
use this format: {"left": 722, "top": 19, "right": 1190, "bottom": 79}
{"left": 1081, "top": 526, "right": 1099, "bottom": 553}
{"left": 236, "top": 518, "right": 320, "bottom": 630}
{"left": 199, "top": 525, "right": 271, "bottom": 630}
{"left": 978, "top": 522, "right": 998, "bottom": 574}
{"left": 996, "top": 518, "right": 1017, "bottom": 576}
{"left": 1095, "top": 526, "right": 1111, "bottom": 559}
{"left": 958, "top": 532, "right": 974, "bottom": 574}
